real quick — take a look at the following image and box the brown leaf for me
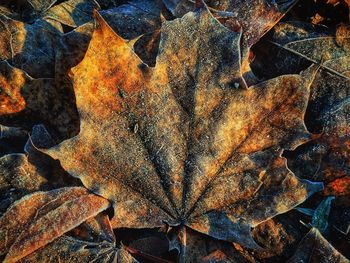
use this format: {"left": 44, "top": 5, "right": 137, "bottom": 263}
{"left": 287, "top": 228, "right": 349, "bottom": 263}
{"left": 26, "top": 0, "right": 57, "bottom": 12}
{"left": 0, "top": 62, "right": 27, "bottom": 115}
{"left": 205, "top": 0, "right": 297, "bottom": 52}
{"left": 41, "top": 8, "right": 323, "bottom": 252}
{"left": 0, "top": 187, "right": 110, "bottom": 262}
{"left": 0, "top": 187, "right": 85, "bottom": 255}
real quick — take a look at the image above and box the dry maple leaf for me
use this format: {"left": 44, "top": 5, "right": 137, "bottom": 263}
{"left": 39, "top": 8, "right": 324, "bottom": 254}
{"left": 43, "top": 0, "right": 100, "bottom": 28}
{"left": 168, "top": 226, "right": 250, "bottom": 262}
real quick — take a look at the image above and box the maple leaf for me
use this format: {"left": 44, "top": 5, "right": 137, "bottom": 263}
{"left": 43, "top": 0, "right": 100, "bottom": 28}
{"left": 0, "top": 127, "right": 141, "bottom": 261}
{"left": 40, "top": 8, "right": 323, "bottom": 254}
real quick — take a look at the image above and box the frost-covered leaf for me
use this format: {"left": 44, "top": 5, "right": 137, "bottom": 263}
{"left": 27, "top": 0, "right": 57, "bottom": 12}
{"left": 41, "top": 8, "right": 323, "bottom": 253}
{"left": 19, "top": 236, "right": 138, "bottom": 263}
{"left": 0, "top": 187, "right": 110, "bottom": 262}
{"left": 0, "top": 0, "right": 99, "bottom": 26}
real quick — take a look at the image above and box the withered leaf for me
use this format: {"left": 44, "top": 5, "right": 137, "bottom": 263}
{"left": 26, "top": 0, "right": 57, "bottom": 12}
{"left": 1, "top": 141, "right": 82, "bottom": 204}
{"left": 204, "top": 0, "right": 298, "bottom": 54}
{"left": 287, "top": 56, "right": 350, "bottom": 186}
{"left": 0, "top": 2, "right": 95, "bottom": 79}
{"left": 287, "top": 228, "right": 349, "bottom": 263}
{"left": 42, "top": 8, "right": 323, "bottom": 251}
{"left": 0, "top": 61, "right": 55, "bottom": 116}
{"left": 0, "top": 187, "right": 110, "bottom": 262}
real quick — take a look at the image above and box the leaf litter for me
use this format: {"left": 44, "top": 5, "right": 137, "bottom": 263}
{"left": 0, "top": 0, "right": 349, "bottom": 262}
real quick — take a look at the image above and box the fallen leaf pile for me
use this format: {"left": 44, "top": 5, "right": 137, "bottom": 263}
{"left": 0, "top": 0, "right": 349, "bottom": 262}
